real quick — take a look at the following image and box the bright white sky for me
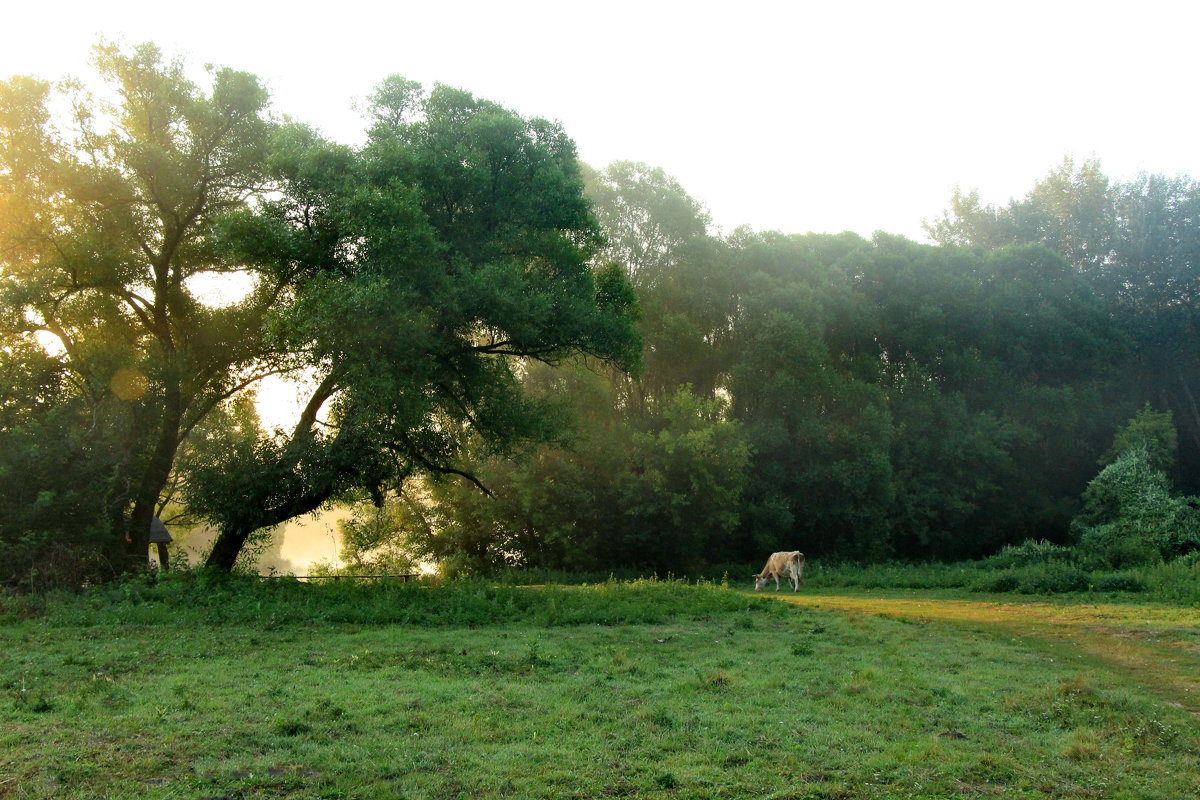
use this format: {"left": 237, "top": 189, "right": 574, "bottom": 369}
{"left": 4, "top": 0, "right": 1199, "bottom": 242}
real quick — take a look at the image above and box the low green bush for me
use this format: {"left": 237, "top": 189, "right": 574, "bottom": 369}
{"left": 1091, "top": 572, "right": 1146, "bottom": 593}
{"left": 984, "top": 539, "right": 1073, "bottom": 568}
{"left": 1075, "top": 523, "right": 1165, "bottom": 570}
{"left": 1071, "top": 445, "right": 1200, "bottom": 567}
{"left": 1137, "top": 553, "right": 1200, "bottom": 604}
{"left": 970, "top": 570, "right": 1020, "bottom": 593}
{"left": 971, "top": 563, "right": 1090, "bottom": 595}
{"left": 1015, "top": 563, "right": 1091, "bottom": 594}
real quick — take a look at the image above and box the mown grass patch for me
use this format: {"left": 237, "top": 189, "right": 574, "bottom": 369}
{"left": 2, "top": 580, "right": 1198, "bottom": 798}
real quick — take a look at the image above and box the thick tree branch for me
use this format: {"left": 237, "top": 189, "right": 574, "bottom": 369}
{"left": 391, "top": 436, "right": 494, "bottom": 497}
{"left": 291, "top": 367, "right": 343, "bottom": 444}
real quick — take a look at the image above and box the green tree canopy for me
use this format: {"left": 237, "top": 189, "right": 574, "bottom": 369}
{"left": 188, "top": 80, "right": 640, "bottom": 570}
{"left": 927, "top": 158, "right": 1200, "bottom": 490}
{"left": 0, "top": 43, "right": 277, "bottom": 571}
{"left": 1100, "top": 404, "right": 1178, "bottom": 475}
{"left": 1, "top": 46, "right": 638, "bottom": 579}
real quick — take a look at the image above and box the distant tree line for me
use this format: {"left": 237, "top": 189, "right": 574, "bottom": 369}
{"left": 370, "top": 159, "right": 1200, "bottom": 573}
{"left": 3, "top": 44, "right": 1198, "bottom": 585}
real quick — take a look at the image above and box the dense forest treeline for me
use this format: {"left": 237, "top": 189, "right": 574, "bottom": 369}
{"left": 2, "top": 45, "right": 1199, "bottom": 585}
{"left": 338, "top": 158, "right": 1200, "bottom": 575}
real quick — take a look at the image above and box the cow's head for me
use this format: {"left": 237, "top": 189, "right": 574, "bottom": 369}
{"left": 753, "top": 575, "right": 768, "bottom": 591}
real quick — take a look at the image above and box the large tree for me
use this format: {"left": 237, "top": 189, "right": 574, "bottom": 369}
{"left": 583, "top": 162, "right": 734, "bottom": 406}
{"left": 0, "top": 43, "right": 276, "bottom": 570}
{"left": 188, "top": 79, "right": 640, "bottom": 570}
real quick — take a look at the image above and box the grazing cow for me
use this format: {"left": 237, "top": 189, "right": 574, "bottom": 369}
{"left": 754, "top": 551, "right": 805, "bottom": 591}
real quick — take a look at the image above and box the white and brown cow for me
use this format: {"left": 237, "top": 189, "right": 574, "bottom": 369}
{"left": 754, "top": 551, "right": 805, "bottom": 591}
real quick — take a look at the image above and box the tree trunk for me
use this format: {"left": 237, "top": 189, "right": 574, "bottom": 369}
{"left": 122, "top": 380, "right": 183, "bottom": 570}
{"left": 205, "top": 373, "right": 345, "bottom": 571}
{"left": 204, "top": 489, "right": 335, "bottom": 571}
{"left": 205, "top": 524, "right": 252, "bottom": 571}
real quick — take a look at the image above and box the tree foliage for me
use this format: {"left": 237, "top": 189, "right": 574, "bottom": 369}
{"left": 186, "top": 80, "right": 640, "bottom": 570}
{"left": 0, "top": 45, "right": 638, "bottom": 580}
{"left": 0, "top": 43, "right": 276, "bottom": 577}
{"left": 927, "top": 158, "right": 1200, "bottom": 491}
{"left": 372, "top": 371, "right": 749, "bottom": 574}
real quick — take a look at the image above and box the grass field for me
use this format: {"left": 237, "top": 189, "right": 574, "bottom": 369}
{"left": 2, "top": 576, "right": 1198, "bottom": 799}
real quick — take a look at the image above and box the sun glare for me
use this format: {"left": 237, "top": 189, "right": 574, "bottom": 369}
{"left": 185, "top": 271, "right": 256, "bottom": 308}
{"left": 254, "top": 370, "right": 328, "bottom": 433}
{"left": 32, "top": 330, "right": 66, "bottom": 356}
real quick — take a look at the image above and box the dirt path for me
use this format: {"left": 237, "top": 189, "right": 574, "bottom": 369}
{"left": 773, "top": 593, "right": 1200, "bottom": 715}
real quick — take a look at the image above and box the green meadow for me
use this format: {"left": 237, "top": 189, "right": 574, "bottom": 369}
{"left": 2, "top": 576, "right": 1198, "bottom": 799}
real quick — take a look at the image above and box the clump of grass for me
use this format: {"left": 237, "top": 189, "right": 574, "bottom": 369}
{"left": 790, "top": 640, "right": 814, "bottom": 656}
{"left": 698, "top": 669, "right": 735, "bottom": 691}
{"left": 964, "top": 752, "right": 1021, "bottom": 783}
{"left": 654, "top": 772, "right": 679, "bottom": 789}
{"left": 1057, "top": 674, "right": 1095, "bottom": 700}
{"left": 1062, "top": 729, "right": 1103, "bottom": 762}
{"left": 638, "top": 707, "right": 677, "bottom": 729}
{"left": 268, "top": 716, "right": 312, "bottom": 737}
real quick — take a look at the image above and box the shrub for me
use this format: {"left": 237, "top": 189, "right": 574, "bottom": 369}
{"left": 970, "top": 563, "right": 1089, "bottom": 594}
{"left": 1091, "top": 572, "right": 1145, "bottom": 593}
{"left": 1075, "top": 523, "right": 1163, "bottom": 570}
{"left": 985, "top": 539, "right": 1073, "bottom": 569}
{"left": 1071, "top": 447, "right": 1200, "bottom": 566}
{"left": 1137, "top": 553, "right": 1200, "bottom": 604}
{"left": 1015, "top": 563, "right": 1091, "bottom": 594}
{"left": 970, "top": 570, "right": 1020, "bottom": 593}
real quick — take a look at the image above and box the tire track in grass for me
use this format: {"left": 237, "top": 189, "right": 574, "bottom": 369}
{"left": 769, "top": 593, "right": 1200, "bottom": 715}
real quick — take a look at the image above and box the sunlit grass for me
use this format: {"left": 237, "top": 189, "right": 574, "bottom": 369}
{"left": 773, "top": 592, "right": 1200, "bottom": 717}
